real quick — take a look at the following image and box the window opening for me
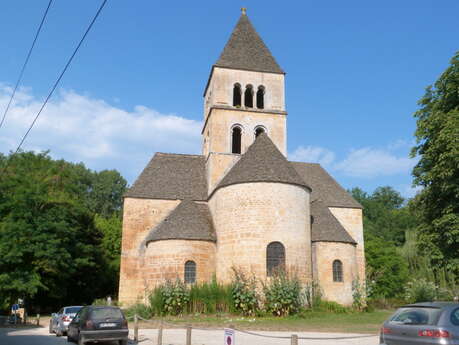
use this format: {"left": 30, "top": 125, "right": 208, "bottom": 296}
{"left": 267, "top": 242, "right": 285, "bottom": 276}
{"left": 184, "top": 260, "right": 196, "bottom": 284}
{"left": 233, "top": 83, "right": 242, "bottom": 107}
{"left": 332, "top": 260, "right": 343, "bottom": 282}
{"left": 255, "top": 126, "right": 265, "bottom": 138}
{"left": 256, "top": 86, "right": 265, "bottom": 109}
{"left": 244, "top": 85, "right": 253, "bottom": 108}
{"left": 232, "top": 126, "right": 242, "bottom": 154}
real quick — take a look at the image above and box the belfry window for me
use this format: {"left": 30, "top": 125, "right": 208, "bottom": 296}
{"left": 244, "top": 85, "right": 253, "bottom": 108}
{"left": 254, "top": 126, "right": 265, "bottom": 138}
{"left": 233, "top": 83, "right": 242, "bottom": 107}
{"left": 231, "top": 126, "right": 242, "bottom": 154}
{"left": 267, "top": 242, "right": 285, "bottom": 276}
{"left": 332, "top": 260, "right": 343, "bottom": 282}
{"left": 184, "top": 260, "right": 196, "bottom": 284}
{"left": 256, "top": 86, "right": 265, "bottom": 109}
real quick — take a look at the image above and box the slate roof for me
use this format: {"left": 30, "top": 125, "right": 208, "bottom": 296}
{"left": 215, "top": 133, "right": 310, "bottom": 192}
{"left": 290, "top": 162, "right": 362, "bottom": 209}
{"left": 145, "top": 200, "right": 216, "bottom": 244}
{"left": 215, "top": 13, "right": 284, "bottom": 74}
{"left": 310, "top": 200, "right": 356, "bottom": 244}
{"left": 125, "top": 153, "right": 207, "bottom": 201}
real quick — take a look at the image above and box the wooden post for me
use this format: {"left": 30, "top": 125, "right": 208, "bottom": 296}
{"left": 36, "top": 314, "right": 40, "bottom": 326}
{"left": 157, "top": 320, "right": 163, "bottom": 345}
{"left": 186, "top": 325, "right": 192, "bottom": 345}
{"left": 134, "top": 314, "right": 139, "bottom": 342}
{"left": 291, "top": 334, "right": 298, "bottom": 345}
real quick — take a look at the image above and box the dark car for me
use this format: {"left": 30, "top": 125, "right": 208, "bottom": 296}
{"left": 67, "top": 305, "right": 128, "bottom": 345}
{"left": 380, "top": 302, "right": 459, "bottom": 345}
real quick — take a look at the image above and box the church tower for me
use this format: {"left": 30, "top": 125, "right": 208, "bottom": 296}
{"left": 203, "top": 9, "right": 288, "bottom": 193}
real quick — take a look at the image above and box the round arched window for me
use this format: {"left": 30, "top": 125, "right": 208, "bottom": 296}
{"left": 184, "top": 260, "right": 196, "bottom": 284}
{"left": 332, "top": 260, "right": 343, "bottom": 282}
{"left": 266, "top": 242, "right": 285, "bottom": 276}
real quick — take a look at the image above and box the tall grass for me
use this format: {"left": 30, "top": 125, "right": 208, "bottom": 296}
{"left": 188, "top": 278, "right": 234, "bottom": 314}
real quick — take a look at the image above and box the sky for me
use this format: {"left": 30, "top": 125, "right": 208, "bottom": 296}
{"left": 1, "top": 0, "right": 458, "bottom": 198}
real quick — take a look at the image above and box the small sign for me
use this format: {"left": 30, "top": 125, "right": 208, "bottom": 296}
{"left": 224, "top": 328, "right": 235, "bottom": 345}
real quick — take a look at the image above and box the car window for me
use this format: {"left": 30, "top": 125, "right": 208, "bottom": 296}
{"left": 91, "top": 308, "right": 123, "bottom": 319}
{"left": 451, "top": 308, "right": 459, "bottom": 326}
{"left": 65, "top": 307, "right": 82, "bottom": 314}
{"left": 391, "top": 308, "right": 442, "bottom": 325}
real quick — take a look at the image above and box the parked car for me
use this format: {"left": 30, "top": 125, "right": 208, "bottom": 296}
{"left": 380, "top": 302, "right": 459, "bottom": 345}
{"left": 49, "top": 306, "right": 83, "bottom": 336}
{"left": 67, "top": 305, "right": 128, "bottom": 345}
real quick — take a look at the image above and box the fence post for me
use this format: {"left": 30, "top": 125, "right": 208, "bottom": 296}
{"left": 157, "top": 320, "right": 163, "bottom": 345}
{"left": 36, "top": 314, "right": 40, "bottom": 326}
{"left": 186, "top": 325, "right": 192, "bottom": 345}
{"left": 291, "top": 334, "right": 298, "bottom": 345}
{"left": 134, "top": 314, "right": 138, "bottom": 342}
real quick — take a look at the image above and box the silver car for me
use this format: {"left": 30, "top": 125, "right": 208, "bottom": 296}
{"left": 380, "top": 302, "right": 459, "bottom": 345}
{"left": 49, "top": 306, "right": 82, "bottom": 337}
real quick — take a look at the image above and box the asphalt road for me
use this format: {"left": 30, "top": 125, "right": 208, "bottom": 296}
{"left": 0, "top": 326, "right": 379, "bottom": 345}
{"left": 0, "top": 327, "right": 127, "bottom": 345}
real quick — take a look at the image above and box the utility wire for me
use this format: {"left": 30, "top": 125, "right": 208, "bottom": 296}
{"left": 0, "top": 0, "right": 54, "bottom": 130}
{"left": 0, "top": 0, "right": 108, "bottom": 178}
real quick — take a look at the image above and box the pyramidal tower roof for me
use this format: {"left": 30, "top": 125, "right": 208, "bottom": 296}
{"left": 215, "top": 10, "right": 284, "bottom": 74}
{"left": 215, "top": 133, "right": 310, "bottom": 192}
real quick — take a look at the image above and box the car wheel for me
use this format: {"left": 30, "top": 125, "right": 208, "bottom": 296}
{"left": 119, "top": 340, "right": 128, "bottom": 345}
{"left": 67, "top": 334, "right": 74, "bottom": 343}
{"left": 78, "top": 333, "right": 85, "bottom": 345}
{"left": 49, "top": 321, "right": 53, "bottom": 334}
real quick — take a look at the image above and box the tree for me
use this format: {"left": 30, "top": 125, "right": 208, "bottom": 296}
{"left": 411, "top": 52, "right": 459, "bottom": 273}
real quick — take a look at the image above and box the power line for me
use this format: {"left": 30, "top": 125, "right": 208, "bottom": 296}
{"left": 0, "top": 0, "right": 108, "bottom": 178}
{"left": 0, "top": 0, "right": 54, "bottom": 130}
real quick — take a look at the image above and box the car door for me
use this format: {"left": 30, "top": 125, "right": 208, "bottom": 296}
{"left": 68, "top": 308, "right": 83, "bottom": 339}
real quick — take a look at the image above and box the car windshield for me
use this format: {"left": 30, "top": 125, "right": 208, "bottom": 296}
{"left": 91, "top": 308, "right": 123, "bottom": 320}
{"left": 391, "top": 307, "right": 442, "bottom": 325}
{"left": 65, "top": 307, "right": 82, "bottom": 314}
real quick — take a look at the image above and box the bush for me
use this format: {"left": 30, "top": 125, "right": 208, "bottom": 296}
{"left": 404, "top": 278, "right": 437, "bottom": 303}
{"left": 263, "top": 272, "right": 302, "bottom": 316}
{"left": 316, "top": 300, "right": 351, "bottom": 314}
{"left": 123, "top": 303, "right": 153, "bottom": 319}
{"left": 161, "top": 280, "right": 190, "bottom": 315}
{"left": 189, "top": 278, "right": 233, "bottom": 314}
{"left": 352, "top": 279, "right": 366, "bottom": 311}
{"left": 231, "top": 268, "right": 259, "bottom": 316}
{"left": 149, "top": 285, "right": 166, "bottom": 316}
{"left": 304, "top": 281, "right": 322, "bottom": 309}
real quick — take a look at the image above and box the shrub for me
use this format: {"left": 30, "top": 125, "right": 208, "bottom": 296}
{"left": 404, "top": 278, "right": 437, "bottom": 303}
{"left": 161, "top": 280, "right": 190, "bottom": 315}
{"left": 263, "top": 272, "right": 302, "bottom": 316}
{"left": 189, "top": 278, "right": 233, "bottom": 314}
{"left": 149, "top": 285, "right": 166, "bottom": 316}
{"left": 123, "top": 303, "right": 153, "bottom": 319}
{"left": 352, "top": 279, "right": 366, "bottom": 311}
{"left": 316, "top": 300, "right": 350, "bottom": 314}
{"left": 304, "top": 281, "right": 322, "bottom": 309}
{"left": 231, "top": 268, "right": 259, "bottom": 316}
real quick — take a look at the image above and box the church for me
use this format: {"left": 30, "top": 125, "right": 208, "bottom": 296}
{"left": 119, "top": 10, "right": 365, "bottom": 306}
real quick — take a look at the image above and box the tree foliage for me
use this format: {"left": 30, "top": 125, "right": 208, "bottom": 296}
{"left": 411, "top": 52, "right": 459, "bottom": 272}
{"left": 0, "top": 151, "right": 126, "bottom": 311}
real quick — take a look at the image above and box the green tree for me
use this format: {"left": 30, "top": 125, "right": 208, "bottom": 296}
{"left": 411, "top": 52, "right": 459, "bottom": 273}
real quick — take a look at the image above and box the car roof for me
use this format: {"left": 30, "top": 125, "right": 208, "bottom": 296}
{"left": 401, "top": 302, "right": 459, "bottom": 309}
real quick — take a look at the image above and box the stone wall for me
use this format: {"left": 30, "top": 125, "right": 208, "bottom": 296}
{"left": 312, "top": 241, "right": 357, "bottom": 306}
{"left": 209, "top": 182, "right": 311, "bottom": 284}
{"left": 118, "top": 197, "right": 179, "bottom": 306}
{"left": 205, "top": 152, "right": 240, "bottom": 194}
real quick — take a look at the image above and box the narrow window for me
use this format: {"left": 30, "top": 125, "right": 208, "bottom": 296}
{"left": 231, "top": 126, "right": 242, "bottom": 154}
{"left": 267, "top": 242, "right": 285, "bottom": 277}
{"left": 244, "top": 85, "right": 253, "bottom": 108}
{"left": 332, "top": 260, "right": 343, "bottom": 282}
{"left": 254, "top": 126, "right": 265, "bottom": 138}
{"left": 233, "top": 83, "right": 242, "bottom": 107}
{"left": 184, "top": 260, "right": 196, "bottom": 284}
{"left": 256, "top": 86, "right": 265, "bottom": 109}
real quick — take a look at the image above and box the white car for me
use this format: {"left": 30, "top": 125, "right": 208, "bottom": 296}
{"left": 49, "top": 306, "right": 82, "bottom": 337}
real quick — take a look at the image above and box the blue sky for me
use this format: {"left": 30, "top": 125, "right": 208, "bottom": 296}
{"left": 1, "top": 1, "right": 458, "bottom": 198}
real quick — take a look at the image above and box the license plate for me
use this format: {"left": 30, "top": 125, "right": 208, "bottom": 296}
{"left": 100, "top": 323, "right": 116, "bottom": 327}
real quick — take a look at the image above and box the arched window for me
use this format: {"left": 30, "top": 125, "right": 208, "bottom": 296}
{"left": 267, "top": 242, "right": 285, "bottom": 276}
{"left": 184, "top": 260, "right": 196, "bottom": 284}
{"left": 332, "top": 260, "right": 343, "bottom": 282}
{"left": 231, "top": 126, "right": 242, "bottom": 154}
{"left": 254, "top": 126, "right": 266, "bottom": 138}
{"left": 256, "top": 86, "right": 265, "bottom": 109}
{"left": 244, "top": 85, "right": 253, "bottom": 108}
{"left": 233, "top": 83, "right": 242, "bottom": 107}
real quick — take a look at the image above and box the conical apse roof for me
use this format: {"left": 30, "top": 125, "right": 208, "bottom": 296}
{"left": 215, "top": 12, "right": 284, "bottom": 74}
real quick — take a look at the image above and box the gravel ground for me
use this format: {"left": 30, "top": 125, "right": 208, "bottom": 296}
{"left": 0, "top": 325, "right": 380, "bottom": 345}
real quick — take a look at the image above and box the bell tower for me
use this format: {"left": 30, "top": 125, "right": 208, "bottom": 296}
{"left": 203, "top": 9, "right": 287, "bottom": 192}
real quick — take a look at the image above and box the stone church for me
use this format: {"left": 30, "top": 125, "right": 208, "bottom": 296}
{"left": 119, "top": 11, "right": 365, "bottom": 306}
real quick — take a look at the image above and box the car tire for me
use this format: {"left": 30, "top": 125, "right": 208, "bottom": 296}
{"left": 78, "top": 333, "right": 85, "bottom": 345}
{"left": 119, "top": 340, "right": 127, "bottom": 345}
{"left": 67, "top": 334, "right": 74, "bottom": 343}
{"left": 49, "top": 321, "right": 53, "bottom": 334}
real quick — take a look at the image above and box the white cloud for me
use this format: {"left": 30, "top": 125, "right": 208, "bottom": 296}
{"left": 289, "top": 145, "right": 335, "bottom": 167}
{"left": 334, "top": 147, "right": 416, "bottom": 178}
{"left": 0, "top": 85, "right": 202, "bottom": 183}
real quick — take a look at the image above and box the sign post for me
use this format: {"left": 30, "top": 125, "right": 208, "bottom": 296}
{"left": 224, "top": 328, "right": 235, "bottom": 345}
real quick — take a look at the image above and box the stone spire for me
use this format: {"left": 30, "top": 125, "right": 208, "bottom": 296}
{"left": 215, "top": 11, "right": 284, "bottom": 74}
